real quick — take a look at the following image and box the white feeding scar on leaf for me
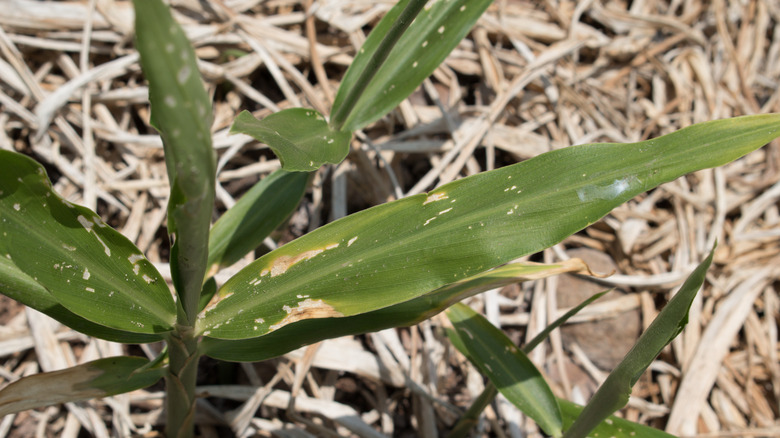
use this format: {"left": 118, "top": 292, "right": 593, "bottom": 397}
{"left": 177, "top": 65, "right": 190, "bottom": 84}
{"left": 128, "top": 254, "right": 145, "bottom": 276}
{"left": 77, "top": 215, "right": 111, "bottom": 256}
{"left": 423, "top": 192, "right": 448, "bottom": 205}
{"left": 576, "top": 176, "right": 640, "bottom": 202}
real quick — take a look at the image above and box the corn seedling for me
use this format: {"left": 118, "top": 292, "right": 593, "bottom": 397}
{"left": 1, "top": 0, "right": 779, "bottom": 437}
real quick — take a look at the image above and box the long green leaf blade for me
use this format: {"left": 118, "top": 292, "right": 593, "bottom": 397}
{"left": 197, "top": 115, "right": 780, "bottom": 340}
{"left": 0, "top": 356, "right": 165, "bottom": 416}
{"left": 328, "top": 0, "right": 427, "bottom": 131}
{"left": 134, "top": 0, "right": 216, "bottom": 322}
{"left": 562, "top": 248, "right": 714, "bottom": 438}
{"left": 559, "top": 399, "right": 677, "bottom": 438}
{"left": 449, "top": 290, "right": 609, "bottom": 437}
{"left": 207, "top": 169, "right": 309, "bottom": 274}
{"left": 231, "top": 109, "right": 351, "bottom": 172}
{"left": 0, "top": 151, "right": 176, "bottom": 334}
{"left": 446, "top": 303, "right": 563, "bottom": 437}
{"left": 201, "top": 261, "right": 586, "bottom": 361}
{"left": 331, "top": 0, "right": 493, "bottom": 132}
{"left": 0, "top": 255, "right": 161, "bottom": 343}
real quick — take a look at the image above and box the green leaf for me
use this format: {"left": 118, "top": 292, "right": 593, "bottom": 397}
{"left": 448, "top": 290, "right": 609, "bottom": 438}
{"left": 562, "top": 247, "right": 714, "bottom": 438}
{"left": 231, "top": 109, "right": 351, "bottom": 172}
{"left": 0, "top": 356, "right": 165, "bottom": 416}
{"left": 446, "top": 303, "right": 562, "bottom": 437}
{"left": 559, "top": 399, "right": 677, "bottom": 438}
{"left": 330, "top": 0, "right": 493, "bottom": 132}
{"left": 0, "top": 151, "right": 176, "bottom": 334}
{"left": 197, "top": 115, "right": 780, "bottom": 340}
{"left": 134, "top": 0, "right": 216, "bottom": 322}
{"left": 201, "top": 260, "right": 586, "bottom": 361}
{"left": 207, "top": 169, "right": 309, "bottom": 274}
{"left": 329, "top": 0, "right": 427, "bottom": 131}
{"left": 0, "top": 255, "right": 161, "bottom": 344}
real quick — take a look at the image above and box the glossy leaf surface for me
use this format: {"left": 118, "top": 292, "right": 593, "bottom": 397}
{"left": 231, "top": 109, "right": 351, "bottom": 172}
{"left": 134, "top": 0, "right": 216, "bottom": 322}
{"left": 331, "top": 0, "right": 493, "bottom": 132}
{"left": 559, "top": 399, "right": 677, "bottom": 438}
{"left": 197, "top": 115, "right": 780, "bottom": 340}
{"left": 562, "top": 248, "right": 714, "bottom": 438}
{"left": 446, "top": 303, "right": 562, "bottom": 437}
{"left": 201, "top": 260, "right": 587, "bottom": 361}
{"left": 207, "top": 169, "right": 309, "bottom": 274}
{"left": 0, "top": 356, "right": 165, "bottom": 416}
{"left": 0, "top": 151, "right": 175, "bottom": 334}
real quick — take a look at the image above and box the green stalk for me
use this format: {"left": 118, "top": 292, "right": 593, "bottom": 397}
{"left": 165, "top": 326, "right": 200, "bottom": 438}
{"left": 328, "top": 0, "right": 428, "bottom": 131}
{"left": 448, "top": 384, "right": 498, "bottom": 438}
{"left": 132, "top": 0, "right": 215, "bottom": 434}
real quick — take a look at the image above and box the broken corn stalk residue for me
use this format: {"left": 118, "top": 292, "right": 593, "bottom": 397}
{"left": 269, "top": 298, "right": 343, "bottom": 331}
{"left": 261, "top": 244, "right": 340, "bottom": 278}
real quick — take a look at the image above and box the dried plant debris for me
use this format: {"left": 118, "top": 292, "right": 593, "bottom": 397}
{"left": 1, "top": 0, "right": 779, "bottom": 436}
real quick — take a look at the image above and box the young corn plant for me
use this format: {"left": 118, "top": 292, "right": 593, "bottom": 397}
{"left": 444, "top": 248, "right": 715, "bottom": 438}
{"left": 1, "top": 0, "right": 779, "bottom": 436}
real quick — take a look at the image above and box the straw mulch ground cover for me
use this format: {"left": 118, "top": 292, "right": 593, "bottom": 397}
{"left": 1, "top": 0, "right": 779, "bottom": 436}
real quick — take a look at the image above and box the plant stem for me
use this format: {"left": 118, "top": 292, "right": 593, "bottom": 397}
{"left": 448, "top": 383, "right": 498, "bottom": 438}
{"left": 329, "top": 0, "right": 428, "bottom": 131}
{"left": 165, "top": 326, "right": 200, "bottom": 438}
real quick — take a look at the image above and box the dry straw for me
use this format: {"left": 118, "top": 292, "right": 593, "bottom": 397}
{"left": 1, "top": 0, "right": 779, "bottom": 436}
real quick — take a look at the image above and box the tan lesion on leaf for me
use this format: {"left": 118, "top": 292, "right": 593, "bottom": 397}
{"left": 269, "top": 298, "right": 344, "bottom": 331}
{"left": 0, "top": 365, "right": 104, "bottom": 417}
{"left": 261, "top": 243, "right": 339, "bottom": 278}
{"left": 515, "top": 258, "right": 605, "bottom": 280}
{"left": 562, "top": 257, "right": 611, "bottom": 278}
{"left": 503, "top": 257, "right": 613, "bottom": 285}
{"left": 200, "top": 244, "right": 340, "bottom": 322}
{"left": 202, "top": 291, "right": 233, "bottom": 315}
